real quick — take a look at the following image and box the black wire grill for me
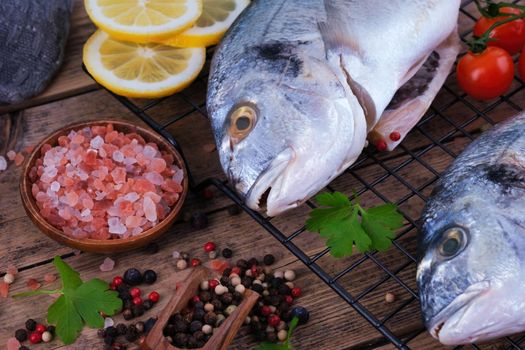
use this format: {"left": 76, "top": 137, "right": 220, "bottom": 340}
{"left": 84, "top": 1, "right": 525, "bottom": 348}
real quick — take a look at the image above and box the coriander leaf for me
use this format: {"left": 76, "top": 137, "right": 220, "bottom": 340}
{"left": 315, "top": 191, "right": 350, "bottom": 207}
{"left": 256, "top": 343, "right": 291, "bottom": 350}
{"left": 53, "top": 256, "right": 82, "bottom": 292}
{"left": 361, "top": 204, "right": 404, "bottom": 251}
{"left": 48, "top": 295, "right": 83, "bottom": 345}
{"left": 323, "top": 209, "right": 371, "bottom": 257}
{"left": 72, "top": 278, "right": 122, "bottom": 328}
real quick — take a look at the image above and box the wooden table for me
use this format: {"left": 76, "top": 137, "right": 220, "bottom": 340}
{"left": 1, "top": 1, "right": 523, "bottom": 349}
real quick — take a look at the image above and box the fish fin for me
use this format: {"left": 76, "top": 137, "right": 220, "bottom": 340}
{"left": 318, "top": 1, "right": 360, "bottom": 58}
{"left": 369, "top": 30, "right": 460, "bottom": 151}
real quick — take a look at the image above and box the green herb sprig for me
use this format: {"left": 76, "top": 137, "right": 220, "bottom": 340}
{"left": 14, "top": 256, "right": 122, "bottom": 344}
{"left": 256, "top": 317, "right": 299, "bottom": 350}
{"left": 306, "top": 192, "right": 404, "bottom": 258}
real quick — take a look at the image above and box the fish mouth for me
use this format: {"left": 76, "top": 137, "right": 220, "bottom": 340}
{"left": 428, "top": 281, "right": 491, "bottom": 343}
{"left": 245, "top": 148, "right": 294, "bottom": 215}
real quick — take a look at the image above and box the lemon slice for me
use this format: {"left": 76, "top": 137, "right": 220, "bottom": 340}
{"left": 161, "top": 0, "right": 250, "bottom": 47}
{"left": 84, "top": 0, "right": 203, "bottom": 43}
{"left": 83, "top": 30, "right": 206, "bottom": 98}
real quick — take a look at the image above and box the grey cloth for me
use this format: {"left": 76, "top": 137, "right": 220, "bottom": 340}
{"left": 0, "top": 0, "right": 74, "bottom": 104}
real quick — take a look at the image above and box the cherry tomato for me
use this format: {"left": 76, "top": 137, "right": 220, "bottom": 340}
{"left": 456, "top": 46, "right": 514, "bottom": 100}
{"left": 519, "top": 48, "right": 525, "bottom": 81}
{"left": 473, "top": 7, "right": 525, "bottom": 55}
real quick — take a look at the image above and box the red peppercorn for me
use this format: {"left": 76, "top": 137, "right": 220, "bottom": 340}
{"left": 112, "top": 276, "right": 124, "bottom": 287}
{"left": 375, "top": 139, "right": 388, "bottom": 152}
{"left": 208, "top": 279, "right": 219, "bottom": 289}
{"left": 148, "top": 291, "right": 160, "bottom": 303}
{"left": 130, "top": 287, "right": 141, "bottom": 298}
{"left": 204, "top": 242, "right": 216, "bottom": 252}
{"left": 35, "top": 324, "right": 47, "bottom": 333}
{"left": 109, "top": 282, "right": 117, "bottom": 291}
{"left": 389, "top": 131, "right": 401, "bottom": 142}
{"left": 132, "top": 296, "right": 143, "bottom": 306}
{"left": 192, "top": 295, "right": 201, "bottom": 303}
{"left": 261, "top": 305, "right": 271, "bottom": 316}
{"left": 231, "top": 267, "right": 241, "bottom": 275}
{"left": 284, "top": 295, "right": 294, "bottom": 305}
{"left": 191, "top": 258, "right": 201, "bottom": 267}
{"left": 268, "top": 315, "right": 281, "bottom": 327}
{"left": 29, "top": 332, "right": 42, "bottom": 344}
{"left": 250, "top": 265, "right": 258, "bottom": 276}
{"left": 291, "top": 287, "right": 302, "bottom": 298}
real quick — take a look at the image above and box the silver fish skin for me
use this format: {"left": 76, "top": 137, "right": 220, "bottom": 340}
{"left": 207, "top": 0, "right": 460, "bottom": 216}
{"left": 417, "top": 112, "right": 525, "bottom": 345}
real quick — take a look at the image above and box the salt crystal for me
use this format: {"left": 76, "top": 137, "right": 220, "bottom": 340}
{"left": 143, "top": 196, "right": 157, "bottom": 222}
{"left": 112, "top": 150, "right": 124, "bottom": 163}
{"left": 108, "top": 217, "right": 126, "bottom": 234}
{"left": 0, "top": 156, "right": 6, "bottom": 171}
{"left": 6, "top": 337, "right": 21, "bottom": 350}
{"left": 99, "top": 147, "right": 107, "bottom": 158}
{"left": 173, "top": 167, "right": 184, "bottom": 184}
{"left": 99, "top": 257, "right": 115, "bottom": 272}
{"left": 0, "top": 281, "right": 9, "bottom": 298}
{"left": 172, "top": 251, "right": 181, "bottom": 259}
{"left": 104, "top": 317, "right": 114, "bottom": 329}
{"left": 145, "top": 172, "right": 164, "bottom": 185}
{"left": 44, "top": 274, "right": 57, "bottom": 283}
{"left": 50, "top": 181, "right": 60, "bottom": 192}
{"left": 143, "top": 145, "right": 157, "bottom": 159}
{"left": 131, "top": 227, "right": 143, "bottom": 236}
{"left": 90, "top": 135, "right": 104, "bottom": 149}
{"left": 14, "top": 153, "right": 25, "bottom": 166}
{"left": 95, "top": 191, "right": 107, "bottom": 200}
{"left": 27, "top": 278, "right": 41, "bottom": 291}
{"left": 123, "top": 192, "right": 139, "bottom": 202}
{"left": 123, "top": 157, "right": 137, "bottom": 165}
{"left": 81, "top": 208, "right": 91, "bottom": 217}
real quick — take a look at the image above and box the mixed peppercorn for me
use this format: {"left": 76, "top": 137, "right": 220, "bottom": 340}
{"left": 12, "top": 319, "right": 55, "bottom": 349}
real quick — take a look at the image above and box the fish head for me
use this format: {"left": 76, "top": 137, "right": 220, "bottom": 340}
{"left": 207, "top": 43, "right": 366, "bottom": 216}
{"left": 417, "top": 194, "right": 525, "bottom": 345}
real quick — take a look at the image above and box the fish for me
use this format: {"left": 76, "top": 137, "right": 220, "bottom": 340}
{"left": 417, "top": 112, "right": 525, "bottom": 345}
{"left": 207, "top": 0, "right": 461, "bottom": 216}
{"left": 0, "top": 0, "right": 74, "bottom": 105}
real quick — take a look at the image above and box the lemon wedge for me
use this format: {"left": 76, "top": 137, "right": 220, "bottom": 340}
{"left": 84, "top": 0, "right": 203, "bottom": 43}
{"left": 83, "top": 30, "right": 206, "bottom": 98}
{"left": 161, "top": 0, "right": 250, "bottom": 48}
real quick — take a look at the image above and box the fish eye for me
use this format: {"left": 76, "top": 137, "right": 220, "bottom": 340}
{"left": 229, "top": 105, "right": 257, "bottom": 140}
{"left": 438, "top": 227, "right": 467, "bottom": 258}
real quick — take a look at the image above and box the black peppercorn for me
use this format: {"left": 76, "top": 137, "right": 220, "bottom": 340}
{"left": 263, "top": 254, "right": 275, "bottom": 265}
{"left": 194, "top": 301, "right": 204, "bottom": 309}
{"left": 281, "top": 310, "right": 293, "bottom": 322}
{"left": 132, "top": 304, "right": 145, "bottom": 318}
{"left": 187, "top": 335, "right": 199, "bottom": 348}
{"left": 236, "top": 259, "right": 249, "bottom": 269}
{"left": 106, "top": 326, "right": 118, "bottom": 338}
{"left": 193, "top": 308, "right": 205, "bottom": 321}
{"left": 164, "top": 324, "right": 176, "bottom": 337}
{"left": 222, "top": 247, "right": 233, "bottom": 258}
{"left": 199, "top": 291, "right": 211, "bottom": 303}
{"left": 123, "top": 268, "right": 143, "bottom": 286}
{"left": 220, "top": 276, "right": 229, "bottom": 285}
{"left": 241, "top": 276, "right": 253, "bottom": 287}
{"left": 143, "top": 299, "right": 154, "bottom": 310}
{"left": 271, "top": 277, "right": 284, "bottom": 288}
{"left": 278, "top": 284, "right": 291, "bottom": 295}
{"left": 248, "top": 257, "right": 259, "bottom": 266}
{"left": 233, "top": 291, "right": 244, "bottom": 301}
{"left": 169, "top": 313, "right": 182, "bottom": 324}
{"left": 251, "top": 284, "right": 264, "bottom": 294}
{"left": 144, "top": 317, "right": 157, "bottom": 333}
{"left": 193, "top": 330, "right": 205, "bottom": 341}
{"left": 221, "top": 292, "right": 233, "bottom": 305}
{"left": 211, "top": 299, "right": 223, "bottom": 311}
{"left": 25, "top": 319, "right": 37, "bottom": 331}
{"left": 189, "top": 320, "right": 203, "bottom": 333}
{"left": 47, "top": 325, "right": 56, "bottom": 334}
{"left": 104, "top": 345, "right": 113, "bottom": 350}
{"left": 116, "top": 323, "right": 127, "bottom": 336}
{"left": 203, "top": 312, "right": 217, "bottom": 325}
{"left": 227, "top": 285, "right": 236, "bottom": 294}
{"left": 125, "top": 327, "right": 139, "bottom": 342}
{"left": 269, "top": 295, "right": 281, "bottom": 306}
{"left": 267, "top": 331, "right": 278, "bottom": 343}
{"left": 123, "top": 308, "right": 133, "bottom": 320}
{"left": 173, "top": 333, "right": 188, "bottom": 347}
{"left": 254, "top": 330, "right": 266, "bottom": 341}
{"left": 19, "top": 346, "right": 30, "bottom": 350}
{"left": 123, "top": 299, "right": 133, "bottom": 310}
{"left": 291, "top": 306, "right": 310, "bottom": 324}
{"left": 180, "top": 252, "right": 190, "bottom": 261}
{"left": 279, "top": 302, "right": 290, "bottom": 313}
{"left": 222, "top": 267, "right": 232, "bottom": 277}
{"left": 104, "top": 335, "right": 115, "bottom": 345}
{"left": 174, "top": 319, "right": 189, "bottom": 333}
{"left": 143, "top": 270, "right": 157, "bottom": 284}
{"left": 97, "top": 328, "right": 107, "bottom": 338}
{"left": 15, "top": 329, "right": 28, "bottom": 342}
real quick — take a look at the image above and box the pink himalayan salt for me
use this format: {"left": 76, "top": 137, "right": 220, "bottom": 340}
{"left": 0, "top": 281, "right": 9, "bottom": 298}
{"left": 100, "top": 257, "right": 115, "bottom": 272}
{"left": 6, "top": 150, "right": 16, "bottom": 160}
{"left": 7, "top": 338, "right": 21, "bottom": 350}
{"left": 30, "top": 124, "right": 183, "bottom": 240}
{"left": 0, "top": 156, "right": 6, "bottom": 171}
{"left": 44, "top": 273, "right": 57, "bottom": 283}
{"left": 14, "top": 153, "right": 24, "bottom": 166}
{"left": 27, "top": 278, "right": 41, "bottom": 291}
{"left": 6, "top": 264, "right": 18, "bottom": 275}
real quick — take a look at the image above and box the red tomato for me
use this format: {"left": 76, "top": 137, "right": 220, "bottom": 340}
{"left": 520, "top": 48, "right": 525, "bottom": 80}
{"left": 473, "top": 7, "right": 525, "bottom": 55}
{"left": 456, "top": 47, "right": 514, "bottom": 100}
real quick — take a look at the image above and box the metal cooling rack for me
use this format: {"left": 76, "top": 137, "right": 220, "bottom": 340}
{"left": 84, "top": 1, "right": 525, "bottom": 348}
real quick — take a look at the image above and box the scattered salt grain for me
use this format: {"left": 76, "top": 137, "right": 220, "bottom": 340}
{"left": 6, "top": 338, "right": 21, "bottom": 350}
{"left": 0, "top": 156, "right": 7, "bottom": 171}
{"left": 6, "top": 264, "right": 18, "bottom": 275}
{"left": 104, "top": 317, "right": 115, "bottom": 329}
{"left": 172, "top": 251, "right": 181, "bottom": 259}
{"left": 44, "top": 274, "right": 57, "bottom": 283}
{"left": 27, "top": 278, "right": 41, "bottom": 291}
{"left": 14, "top": 153, "right": 24, "bottom": 166}
{"left": 50, "top": 181, "right": 60, "bottom": 192}
{"left": 99, "top": 257, "right": 115, "bottom": 272}
{"left": 0, "top": 281, "right": 9, "bottom": 298}
{"left": 90, "top": 135, "right": 104, "bottom": 149}
{"left": 6, "top": 150, "right": 16, "bottom": 161}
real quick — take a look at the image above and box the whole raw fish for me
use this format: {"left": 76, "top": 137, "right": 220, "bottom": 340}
{"left": 207, "top": 0, "right": 460, "bottom": 216}
{"left": 417, "top": 112, "right": 525, "bottom": 345}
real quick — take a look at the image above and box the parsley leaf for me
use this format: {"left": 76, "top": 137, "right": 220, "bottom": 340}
{"left": 13, "top": 256, "right": 122, "bottom": 345}
{"left": 306, "top": 192, "right": 404, "bottom": 257}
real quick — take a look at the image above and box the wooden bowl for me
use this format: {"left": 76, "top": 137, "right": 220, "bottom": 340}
{"left": 20, "top": 120, "right": 189, "bottom": 254}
